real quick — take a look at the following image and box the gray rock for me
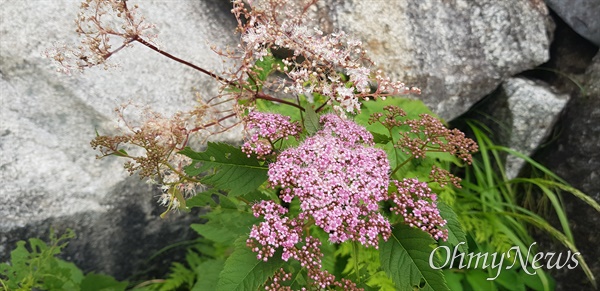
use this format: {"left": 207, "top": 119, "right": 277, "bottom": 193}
{"left": 545, "top": 0, "right": 600, "bottom": 46}
{"left": 326, "top": 0, "right": 554, "bottom": 120}
{"left": 0, "top": 0, "right": 237, "bottom": 278}
{"left": 502, "top": 77, "right": 569, "bottom": 178}
{"left": 448, "top": 77, "right": 569, "bottom": 179}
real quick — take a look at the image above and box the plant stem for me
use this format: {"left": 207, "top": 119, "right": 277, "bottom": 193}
{"left": 133, "top": 36, "right": 237, "bottom": 87}
{"left": 134, "top": 36, "right": 307, "bottom": 113}
{"left": 255, "top": 92, "right": 305, "bottom": 111}
{"left": 315, "top": 97, "right": 330, "bottom": 113}
{"left": 237, "top": 196, "right": 251, "bottom": 205}
{"left": 391, "top": 156, "right": 414, "bottom": 177}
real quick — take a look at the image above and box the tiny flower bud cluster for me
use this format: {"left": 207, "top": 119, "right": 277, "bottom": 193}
{"left": 320, "top": 114, "right": 374, "bottom": 145}
{"left": 370, "top": 106, "right": 478, "bottom": 163}
{"left": 429, "top": 165, "right": 462, "bottom": 188}
{"left": 389, "top": 179, "right": 448, "bottom": 241}
{"left": 268, "top": 114, "right": 391, "bottom": 247}
{"left": 242, "top": 111, "right": 302, "bottom": 159}
{"left": 399, "top": 114, "right": 478, "bottom": 163}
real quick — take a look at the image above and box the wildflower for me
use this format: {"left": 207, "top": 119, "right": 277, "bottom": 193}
{"left": 268, "top": 114, "right": 391, "bottom": 247}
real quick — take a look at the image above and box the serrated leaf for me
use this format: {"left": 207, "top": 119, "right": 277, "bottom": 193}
{"left": 304, "top": 106, "right": 321, "bottom": 135}
{"left": 180, "top": 143, "right": 268, "bottom": 197}
{"left": 438, "top": 202, "right": 468, "bottom": 254}
{"left": 380, "top": 224, "right": 449, "bottom": 291}
{"left": 217, "top": 238, "right": 284, "bottom": 291}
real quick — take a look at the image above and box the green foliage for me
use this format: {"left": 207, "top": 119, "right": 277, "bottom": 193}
{"left": 192, "top": 259, "right": 224, "bottom": 291}
{"left": 380, "top": 224, "right": 449, "bottom": 291}
{"left": 0, "top": 229, "right": 127, "bottom": 291}
{"left": 158, "top": 261, "right": 196, "bottom": 291}
{"left": 217, "top": 238, "right": 284, "bottom": 291}
{"left": 180, "top": 142, "right": 269, "bottom": 197}
{"left": 80, "top": 274, "right": 129, "bottom": 291}
{"left": 303, "top": 105, "right": 321, "bottom": 136}
{"left": 191, "top": 205, "right": 260, "bottom": 246}
{"left": 448, "top": 121, "right": 598, "bottom": 290}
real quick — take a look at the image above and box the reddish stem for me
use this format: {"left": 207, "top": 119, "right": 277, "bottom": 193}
{"left": 255, "top": 92, "right": 305, "bottom": 111}
{"left": 133, "top": 36, "right": 305, "bottom": 112}
{"left": 133, "top": 36, "right": 237, "bottom": 87}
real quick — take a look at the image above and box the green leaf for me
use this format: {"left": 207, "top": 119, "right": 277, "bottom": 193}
{"left": 371, "top": 132, "right": 391, "bottom": 144}
{"left": 442, "top": 270, "right": 464, "bottom": 291}
{"left": 193, "top": 259, "right": 225, "bottom": 291}
{"left": 519, "top": 269, "right": 554, "bottom": 291}
{"left": 494, "top": 268, "right": 525, "bottom": 291}
{"left": 160, "top": 262, "right": 196, "bottom": 291}
{"left": 304, "top": 106, "right": 321, "bottom": 136}
{"left": 180, "top": 143, "right": 268, "bottom": 197}
{"left": 80, "top": 273, "right": 128, "bottom": 291}
{"left": 438, "top": 202, "right": 468, "bottom": 254}
{"left": 380, "top": 224, "right": 449, "bottom": 291}
{"left": 253, "top": 53, "right": 278, "bottom": 82}
{"left": 243, "top": 52, "right": 282, "bottom": 92}
{"left": 191, "top": 208, "right": 260, "bottom": 245}
{"left": 464, "top": 269, "right": 496, "bottom": 291}
{"left": 217, "top": 238, "right": 284, "bottom": 291}
{"left": 240, "top": 190, "right": 270, "bottom": 203}
{"left": 186, "top": 189, "right": 218, "bottom": 208}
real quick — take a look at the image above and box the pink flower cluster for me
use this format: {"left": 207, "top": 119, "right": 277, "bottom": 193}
{"left": 248, "top": 201, "right": 362, "bottom": 290}
{"left": 247, "top": 201, "right": 302, "bottom": 261}
{"left": 268, "top": 114, "right": 391, "bottom": 247}
{"left": 242, "top": 111, "right": 302, "bottom": 159}
{"left": 389, "top": 178, "right": 448, "bottom": 241}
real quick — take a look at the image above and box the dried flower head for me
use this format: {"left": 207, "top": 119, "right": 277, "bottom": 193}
{"left": 46, "top": 0, "right": 156, "bottom": 73}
